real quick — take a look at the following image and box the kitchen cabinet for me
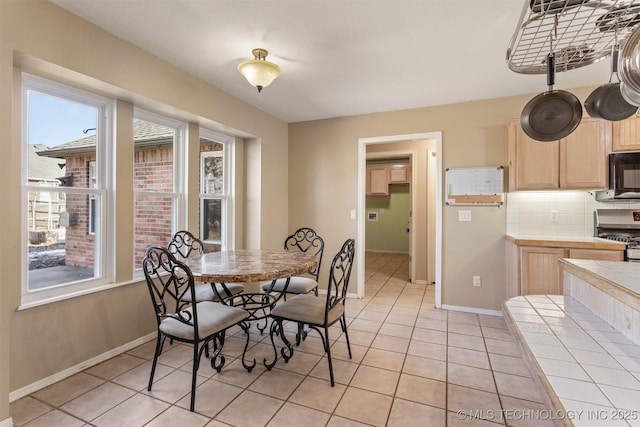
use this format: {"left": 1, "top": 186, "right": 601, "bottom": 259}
{"left": 612, "top": 115, "right": 640, "bottom": 152}
{"left": 505, "top": 236, "right": 625, "bottom": 297}
{"left": 388, "top": 164, "right": 410, "bottom": 183}
{"left": 520, "top": 247, "right": 566, "bottom": 295}
{"left": 567, "top": 248, "right": 624, "bottom": 261}
{"left": 366, "top": 165, "right": 389, "bottom": 196}
{"left": 366, "top": 162, "right": 410, "bottom": 195}
{"left": 508, "top": 117, "right": 611, "bottom": 191}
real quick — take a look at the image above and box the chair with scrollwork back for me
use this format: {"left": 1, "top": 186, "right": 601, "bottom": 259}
{"left": 167, "top": 230, "right": 243, "bottom": 302}
{"left": 142, "top": 246, "right": 251, "bottom": 411}
{"left": 267, "top": 238, "right": 355, "bottom": 386}
{"left": 261, "top": 227, "right": 325, "bottom": 298}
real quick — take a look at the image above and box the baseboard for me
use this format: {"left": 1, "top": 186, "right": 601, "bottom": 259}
{"left": 313, "top": 287, "right": 361, "bottom": 300}
{"left": 0, "top": 417, "right": 14, "bottom": 427}
{"left": 412, "top": 279, "right": 429, "bottom": 285}
{"left": 364, "top": 250, "right": 410, "bottom": 254}
{"left": 9, "top": 332, "right": 156, "bottom": 402}
{"left": 441, "top": 304, "right": 503, "bottom": 317}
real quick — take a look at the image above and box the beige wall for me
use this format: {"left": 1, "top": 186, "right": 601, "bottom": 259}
{"left": 0, "top": 1, "right": 289, "bottom": 422}
{"left": 288, "top": 86, "right": 598, "bottom": 313}
{"left": 0, "top": 2, "right": 604, "bottom": 424}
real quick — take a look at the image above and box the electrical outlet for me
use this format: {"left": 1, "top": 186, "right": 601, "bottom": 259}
{"left": 458, "top": 210, "right": 471, "bottom": 222}
{"left": 473, "top": 275, "right": 481, "bottom": 287}
{"left": 550, "top": 210, "right": 559, "bottom": 222}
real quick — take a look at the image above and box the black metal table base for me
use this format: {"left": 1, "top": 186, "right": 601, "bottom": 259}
{"left": 211, "top": 279, "right": 294, "bottom": 371}
{"left": 264, "top": 318, "right": 294, "bottom": 370}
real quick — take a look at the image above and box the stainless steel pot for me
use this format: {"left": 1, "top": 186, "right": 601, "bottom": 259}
{"left": 618, "top": 25, "right": 640, "bottom": 102}
{"left": 620, "top": 81, "right": 640, "bottom": 106}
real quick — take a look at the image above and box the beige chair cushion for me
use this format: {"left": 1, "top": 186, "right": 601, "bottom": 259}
{"left": 159, "top": 301, "right": 248, "bottom": 340}
{"left": 271, "top": 294, "right": 344, "bottom": 326}
{"left": 181, "top": 283, "right": 244, "bottom": 303}
{"left": 261, "top": 276, "right": 317, "bottom": 294}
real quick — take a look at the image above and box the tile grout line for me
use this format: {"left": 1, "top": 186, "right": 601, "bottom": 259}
{"left": 17, "top": 254, "right": 551, "bottom": 427}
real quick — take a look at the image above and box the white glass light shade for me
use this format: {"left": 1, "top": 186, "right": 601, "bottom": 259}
{"left": 238, "top": 49, "right": 280, "bottom": 92}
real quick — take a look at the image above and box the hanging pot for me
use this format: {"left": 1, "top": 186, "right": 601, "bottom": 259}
{"left": 584, "top": 45, "right": 637, "bottom": 121}
{"left": 620, "top": 81, "right": 640, "bottom": 107}
{"left": 520, "top": 53, "right": 583, "bottom": 141}
{"left": 618, "top": 25, "right": 640, "bottom": 104}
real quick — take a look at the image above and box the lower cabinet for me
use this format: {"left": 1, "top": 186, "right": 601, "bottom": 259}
{"left": 506, "top": 239, "right": 625, "bottom": 297}
{"left": 520, "top": 247, "right": 565, "bottom": 295}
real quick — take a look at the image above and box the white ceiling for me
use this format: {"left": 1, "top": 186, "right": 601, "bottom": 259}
{"left": 51, "top": 0, "right": 612, "bottom": 123}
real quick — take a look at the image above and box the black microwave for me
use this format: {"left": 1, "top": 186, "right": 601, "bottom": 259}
{"left": 595, "top": 152, "right": 640, "bottom": 201}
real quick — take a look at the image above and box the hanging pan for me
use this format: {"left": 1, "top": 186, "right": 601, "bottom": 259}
{"left": 529, "top": 0, "right": 588, "bottom": 14}
{"left": 520, "top": 52, "right": 583, "bottom": 141}
{"left": 584, "top": 43, "right": 636, "bottom": 121}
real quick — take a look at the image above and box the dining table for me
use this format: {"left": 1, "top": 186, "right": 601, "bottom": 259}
{"left": 184, "top": 248, "right": 318, "bottom": 370}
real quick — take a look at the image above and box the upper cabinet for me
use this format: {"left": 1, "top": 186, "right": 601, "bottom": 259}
{"left": 366, "top": 162, "right": 410, "bottom": 196}
{"left": 367, "top": 165, "right": 389, "bottom": 196}
{"left": 560, "top": 118, "right": 611, "bottom": 189}
{"left": 388, "top": 164, "right": 410, "bottom": 184}
{"left": 612, "top": 114, "right": 640, "bottom": 152}
{"left": 508, "top": 117, "right": 611, "bottom": 191}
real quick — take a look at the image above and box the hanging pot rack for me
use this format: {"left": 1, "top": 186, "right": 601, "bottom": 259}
{"left": 507, "top": 0, "right": 640, "bottom": 74}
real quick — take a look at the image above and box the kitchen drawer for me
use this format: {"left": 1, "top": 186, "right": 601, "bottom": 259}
{"left": 568, "top": 248, "right": 624, "bottom": 261}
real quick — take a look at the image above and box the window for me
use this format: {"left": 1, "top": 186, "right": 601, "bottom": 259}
{"left": 21, "top": 75, "right": 236, "bottom": 306}
{"left": 132, "top": 110, "right": 185, "bottom": 270}
{"left": 22, "top": 74, "right": 111, "bottom": 304}
{"left": 199, "top": 129, "right": 234, "bottom": 251}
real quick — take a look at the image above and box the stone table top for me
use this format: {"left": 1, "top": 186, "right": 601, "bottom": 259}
{"left": 184, "top": 249, "right": 318, "bottom": 283}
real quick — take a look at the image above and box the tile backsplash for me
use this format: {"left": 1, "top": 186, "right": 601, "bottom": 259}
{"left": 506, "top": 191, "right": 640, "bottom": 236}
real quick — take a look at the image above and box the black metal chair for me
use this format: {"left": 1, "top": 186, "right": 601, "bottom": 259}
{"left": 168, "top": 230, "right": 244, "bottom": 302}
{"left": 261, "top": 227, "right": 325, "bottom": 298}
{"left": 143, "top": 246, "right": 251, "bottom": 411}
{"left": 267, "top": 238, "right": 355, "bottom": 386}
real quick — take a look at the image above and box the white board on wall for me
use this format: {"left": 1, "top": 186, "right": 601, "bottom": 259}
{"left": 445, "top": 166, "right": 504, "bottom": 205}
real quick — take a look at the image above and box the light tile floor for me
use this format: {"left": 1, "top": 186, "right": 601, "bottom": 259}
{"left": 10, "top": 252, "right": 552, "bottom": 427}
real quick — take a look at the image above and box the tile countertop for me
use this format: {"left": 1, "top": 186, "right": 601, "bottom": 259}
{"left": 506, "top": 234, "right": 627, "bottom": 250}
{"left": 503, "top": 295, "right": 640, "bottom": 426}
{"left": 559, "top": 258, "right": 640, "bottom": 312}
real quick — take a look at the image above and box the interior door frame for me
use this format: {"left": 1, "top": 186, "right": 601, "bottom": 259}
{"left": 365, "top": 151, "right": 415, "bottom": 281}
{"left": 357, "top": 132, "right": 443, "bottom": 308}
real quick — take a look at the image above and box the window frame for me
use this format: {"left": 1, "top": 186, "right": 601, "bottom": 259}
{"left": 88, "top": 160, "right": 97, "bottom": 235}
{"left": 21, "top": 74, "right": 112, "bottom": 307}
{"left": 19, "top": 76, "right": 238, "bottom": 308}
{"left": 199, "top": 128, "right": 235, "bottom": 251}
{"left": 132, "top": 108, "right": 187, "bottom": 275}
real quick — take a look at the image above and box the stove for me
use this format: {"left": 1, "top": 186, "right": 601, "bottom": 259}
{"left": 595, "top": 209, "right": 640, "bottom": 261}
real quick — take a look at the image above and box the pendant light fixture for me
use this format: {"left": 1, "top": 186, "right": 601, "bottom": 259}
{"left": 238, "top": 48, "right": 280, "bottom": 92}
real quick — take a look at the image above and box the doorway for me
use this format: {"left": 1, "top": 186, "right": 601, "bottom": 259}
{"left": 365, "top": 155, "right": 412, "bottom": 281}
{"left": 356, "top": 132, "right": 442, "bottom": 308}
